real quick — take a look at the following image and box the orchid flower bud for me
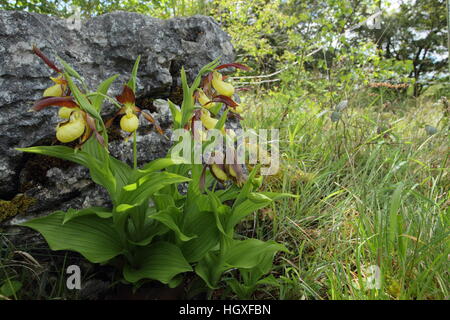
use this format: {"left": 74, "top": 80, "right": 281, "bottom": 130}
{"left": 56, "top": 116, "right": 85, "bottom": 143}
{"left": 252, "top": 176, "right": 264, "bottom": 188}
{"left": 120, "top": 111, "right": 139, "bottom": 133}
{"left": 211, "top": 71, "right": 234, "bottom": 97}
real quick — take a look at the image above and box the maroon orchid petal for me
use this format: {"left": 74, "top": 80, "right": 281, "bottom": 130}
{"left": 201, "top": 73, "right": 214, "bottom": 96}
{"left": 211, "top": 95, "right": 239, "bottom": 108}
{"left": 84, "top": 114, "right": 105, "bottom": 146}
{"left": 31, "top": 97, "right": 78, "bottom": 111}
{"left": 116, "top": 85, "right": 135, "bottom": 104}
{"left": 32, "top": 45, "right": 62, "bottom": 73}
{"left": 189, "top": 109, "right": 202, "bottom": 133}
{"left": 215, "top": 63, "right": 250, "bottom": 71}
{"left": 199, "top": 165, "right": 207, "bottom": 191}
{"left": 230, "top": 163, "right": 247, "bottom": 186}
{"left": 229, "top": 112, "right": 243, "bottom": 121}
{"left": 105, "top": 109, "right": 125, "bottom": 128}
{"left": 139, "top": 109, "right": 164, "bottom": 135}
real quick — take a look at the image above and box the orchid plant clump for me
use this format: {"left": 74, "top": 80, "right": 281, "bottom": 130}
{"left": 18, "top": 47, "right": 293, "bottom": 298}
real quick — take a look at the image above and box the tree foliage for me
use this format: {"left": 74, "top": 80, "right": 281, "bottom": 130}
{"left": 1, "top": 0, "right": 447, "bottom": 96}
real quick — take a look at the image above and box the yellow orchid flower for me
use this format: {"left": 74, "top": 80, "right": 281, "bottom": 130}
{"left": 211, "top": 71, "right": 235, "bottom": 97}
{"left": 211, "top": 164, "right": 229, "bottom": 182}
{"left": 115, "top": 85, "right": 140, "bottom": 133}
{"left": 43, "top": 76, "right": 67, "bottom": 97}
{"left": 120, "top": 110, "right": 139, "bottom": 133}
{"left": 200, "top": 109, "right": 218, "bottom": 130}
{"left": 110, "top": 85, "right": 163, "bottom": 135}
{"left": 31, "top": 97, "right": 104, "bottom": 146}
{"left": 196, "top": 88, "right": 212, "bottom": 107}
{"left": 58, "top": 106, "right": 74, "bottom": 119}
{"left": 56, "top": 111, "right": 86, "bottom": 143}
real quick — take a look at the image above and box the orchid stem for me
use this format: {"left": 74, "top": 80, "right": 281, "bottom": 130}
{"left": 133, "top": 130, "right": 137, "bottom": 169}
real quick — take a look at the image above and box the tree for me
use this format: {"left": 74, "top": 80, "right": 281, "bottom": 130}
{"left": 359, "top": 0, "right": 448, "bottom": 95}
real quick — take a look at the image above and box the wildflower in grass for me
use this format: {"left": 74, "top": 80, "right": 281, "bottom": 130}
{"left": 191, "top": 63, "right": 250, "bottom": 187}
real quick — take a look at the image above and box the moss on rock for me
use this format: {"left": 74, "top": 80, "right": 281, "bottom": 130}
{"left": 0, "top": 194, "right": 36, "bottom": 222}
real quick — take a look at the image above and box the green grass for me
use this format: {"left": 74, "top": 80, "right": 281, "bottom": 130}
{"left": 240, "top": 88, "right": 449, "bottom": 300}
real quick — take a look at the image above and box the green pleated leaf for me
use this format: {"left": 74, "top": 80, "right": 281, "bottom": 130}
{"left": 81, "top": 136, "right": 108, "bottom": 162}
{"left": 121, "top": 172, "right": 190, "bottom": 206}
{"left": 63, "top": 70, "right": 102, "bottom": 122}
{"left": 224, "top": 239, "right": 289, "bottom": 270}
{"left": 63, "top": 207, "right": 112, "bottom": 224}
{"left": 58, "top": 58, "right": 84, "bottom": 82}
{"left": 109, "top": 156, "right": 134, "bottom": 194}
{"left": 167, "top": 100, "right": 182, "bottom": 129}
{"left": 0, "top": 280, "right": 22, "bottom": 297}
{"left": 228, "top": 196, "right": 272, "bottom": 230}
{"left": 150, "top": 206, "right": 196, "bottom": 242}
{"left": 138, "top": 156, "right": 187, "bottom": 175}
{"left": 180, "top": 210, "right": 220, "bottom": 263}
{"left": 123, "top": 242, "right": 192, "bottom": 284}
{"left": 21, "top": 212, "right": 123, "bottom": 263}
{"left": 195, "top": 251, "right": 223, "bottom": 289}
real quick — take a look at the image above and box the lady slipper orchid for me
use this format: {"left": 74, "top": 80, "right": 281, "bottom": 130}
{"left": 120, "top": 111, "right": 139, "bottom": 133}
{"left": 204, "top": 149, "right": 247, "bottom": 186}
{"left": 209, "top": 63, "right": 249, "bottom": 99}
{"left": 200, "top": 109, "right": 218, "bottom": 130}
{"left": 211, "top": 71, "right": 235, "bottom": 97}
{"left": 56, "top": 110, "right": 86, "bottom": 143}
{"left": 43, "top": 75, "right": 68, "bottom": 97}
{"left": 108, "top": 85, "right": 163, "bottom": 135}
{"left": 211, "top": 164, "right": 229, "bottom": 182}
{"left": 58, "top": 106, "right": 74, "bottom": 119}
{"left": 196, "top": 88, "right": 211, "bottom": 107}
{"left": 30, "top": 97, "right": 104, "bottom": 146}
{"left": 192, "top": 63, "right": 249, "bottom": 120}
